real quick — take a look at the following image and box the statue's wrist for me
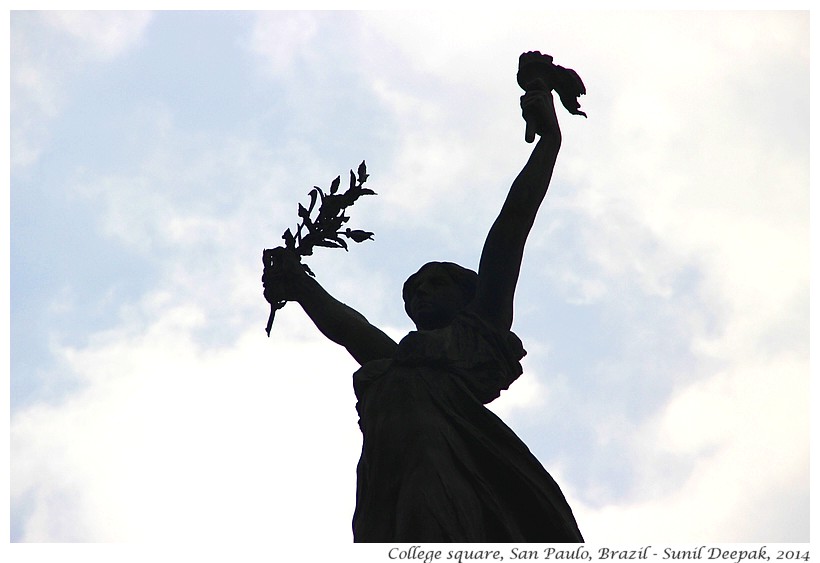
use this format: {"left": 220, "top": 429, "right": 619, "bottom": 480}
{"left": 290, "top": 273, "right": 317, "bottom": 303}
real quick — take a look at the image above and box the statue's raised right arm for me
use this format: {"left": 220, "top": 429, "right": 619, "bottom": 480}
{"left": 472, "top": 88, "right": 561, "bottom": 332}
{"left": 262, "top": 246, "right": 399, "bottom": 365}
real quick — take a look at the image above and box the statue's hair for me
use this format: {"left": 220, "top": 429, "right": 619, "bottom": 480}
{"left": 402, "top": 261, "right": 479, "bottom": 318}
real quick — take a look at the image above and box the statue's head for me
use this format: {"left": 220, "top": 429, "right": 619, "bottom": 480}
{"left": 402, "top": 262, "right": 478, "bottom": 330}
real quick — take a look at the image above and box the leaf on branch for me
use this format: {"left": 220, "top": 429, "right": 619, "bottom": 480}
{"left": 331, "top": 235, "right": 349, "bottom": 250}
{"left": 265, "top": 159, "right": 375, "bottom": 335}
{"left": 315, "top": 238, "right": 347, "bottom": 250}
{"left": 344, "top": 228, "right": 375, "bottom": 243}
{"left": 307, "top": 189, "right": 319, "bottom": 213}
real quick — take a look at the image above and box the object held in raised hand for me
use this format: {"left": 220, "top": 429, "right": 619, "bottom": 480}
{"left": 517, "top": 51, "right": 586, "bottom": 142}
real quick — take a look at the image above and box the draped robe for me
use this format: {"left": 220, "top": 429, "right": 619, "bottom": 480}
{"left": 352, "top": 310, "right": 584, "bottom": 542}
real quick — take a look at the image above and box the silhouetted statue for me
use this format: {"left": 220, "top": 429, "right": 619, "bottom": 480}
{"left": 263, "top": 52, "right": 585, "bottom": 542}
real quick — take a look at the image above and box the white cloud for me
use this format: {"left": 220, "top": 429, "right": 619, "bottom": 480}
{"left": 11, "top": 12, "right": 153, "bottom": 170}
{"left": 487, "top": 366, "right": 549, "bottom": 420}
{"left": 577, "top": 351, "right": 809, "bottom": 541}
{"left": 67, "top": 119, "right": 288, "bottom": 252}
{"left": 245, "top": 11, "right": 319, "bottom": 75}
{"left": 41, "top": 11, "right": 152, "bottom": 61}
{"left": 12, "top": 304, "right": 362, "bottom": 543}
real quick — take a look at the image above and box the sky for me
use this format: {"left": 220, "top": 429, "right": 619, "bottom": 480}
{"left": 8, "top": 8, "right": 811, "bottom": 556}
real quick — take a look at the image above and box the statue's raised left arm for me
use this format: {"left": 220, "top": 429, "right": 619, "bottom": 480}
{"left": 473, "top": 89, "right": 562, "bottom": 332}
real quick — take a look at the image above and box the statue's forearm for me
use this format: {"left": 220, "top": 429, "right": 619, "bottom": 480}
{"left": 297, "top": 276, "right": 365, "bottom": 338}
{"left": 506, "top": 133, "right": 560, "bottom": 220}
{"left": 296, "top": 276, "right": 398, "bottom": 365}
{"left": 474, "top": 134, "right": 560, "bottom": 331}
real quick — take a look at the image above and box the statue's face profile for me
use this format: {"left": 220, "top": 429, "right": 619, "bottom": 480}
{"left": 406, "top": 265, "right": 470, "bottom": 330}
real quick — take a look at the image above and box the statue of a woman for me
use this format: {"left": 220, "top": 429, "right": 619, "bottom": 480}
{"left": 263, "top": 86, "right": 584, "bottom": 542}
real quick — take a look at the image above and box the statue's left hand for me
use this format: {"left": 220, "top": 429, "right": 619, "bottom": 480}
{"left": 521, "top": 89, "right": 560, "bottom": 143}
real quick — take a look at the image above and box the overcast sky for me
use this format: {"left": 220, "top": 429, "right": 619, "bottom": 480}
{"left": 9, "top": 9, "right": 810, "bottom": 554}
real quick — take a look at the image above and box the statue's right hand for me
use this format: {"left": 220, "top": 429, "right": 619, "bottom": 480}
{"left": 262, "top": 247, "right": 307, "bottom": 304}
